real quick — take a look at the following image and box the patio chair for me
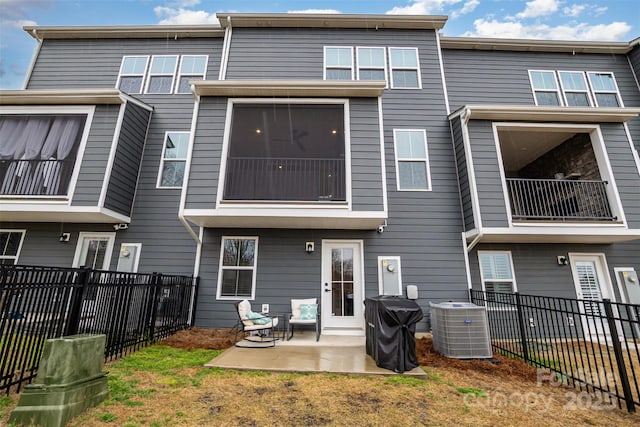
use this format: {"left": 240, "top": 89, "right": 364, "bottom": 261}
{"left": 234, "top": 300, "right": 280, "bottom": 347}
{"left": 286, "top": 298, "right": 320, "bottom": 341}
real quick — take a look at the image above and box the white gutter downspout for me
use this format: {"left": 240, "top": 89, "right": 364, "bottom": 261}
{"left": 22, "top": 29, "right": 43, "bottom": 89}
{"left": 187, "top": 226, "right": 204, "bottom": 325}
{"left": 219, "top": 16, "right": 232, "bottom": 80}
{"left": 178, "top": 93, "right": 202, "bottom": 245}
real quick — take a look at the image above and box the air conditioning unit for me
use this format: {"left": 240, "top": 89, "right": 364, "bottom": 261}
{"left": 430, "top": 302, "right": 492, "bottom": 359}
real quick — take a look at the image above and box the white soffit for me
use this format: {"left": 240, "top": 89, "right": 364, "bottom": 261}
{"left": 192, "top": 80, "right": 386, "bottom": 97}
{"left": 456, "top": 105, "right": 640, "bottom": 123}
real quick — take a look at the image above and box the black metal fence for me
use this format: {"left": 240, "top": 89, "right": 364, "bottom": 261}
{"left": 0, "top": 265, "right": 199, "bottom": 395}
{"left": 470, "top": 290, "right": 640, "bottom": 412}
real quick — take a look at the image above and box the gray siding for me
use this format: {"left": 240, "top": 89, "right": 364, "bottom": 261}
{"left": 28, "top": 38, "right": 221, "bottom": 89}
{"left": 104, "top": 101, "right": 151, "bottom": 216}
{"left": 349, "top": 98, "right": 384, "bottom": 211}
{"left": 71, "top": 104, "right": 120, "bottom": 207}
{"left": 186, "top": 98, "right": 227, "bottom": 209}
{"left": 466, "top": 120, "right": 509, "bottom": 227}
{"left": 450, "top": 115, "right": 474, "bottom": 231}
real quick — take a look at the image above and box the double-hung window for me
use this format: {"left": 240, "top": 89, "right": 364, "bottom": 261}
{"left": 394, "top": 129, "right": 430, "bottom": 191}
{"left": 0, "top": 230, "right": 25, "bottom": 265}
{"left": 117, "top": 56, "right": 149, "bottom": 94}
{"left": 389, "top": 48, "right": 420, "bottom": 89}
{"left": 324, "top": 47, "right": 353, "bottom": 80}
{"left": 587, "top": 72, "right": 622, "bottom": 107}
{"left": 176, "top": 55, "right": 208, "bottom": 94}
{"left": 145, "top": 55, "right": 178, "bottom": 94}
{"left": 529, "top": 70, "right": 561, "bottom": 106}
{"left": 478, "top": 251, "right": 517, "bottom": 308}
{"left": 558, "top": 71, "right": 592, "bottom": 107}
{"left": 157, "top": 132, "right": 189, "bottom": 188}
{"left": 357, "top": 47, "right": 386, "bottom": 82}
{"left": 217, "top": 237, "right": 258, "bottom": 299}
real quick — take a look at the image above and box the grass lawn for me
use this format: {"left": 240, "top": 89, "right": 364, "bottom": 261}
{"left": 1, "top": 330, "right": 639, "bottom": 426}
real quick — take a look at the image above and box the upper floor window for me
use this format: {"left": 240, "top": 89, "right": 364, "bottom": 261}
{"left": 0, "top": 230, "right": 25, "bottom": 265}
{"left": 223, "top": 102, "right": 346, "bottom": 202}
{"left": 529, "top": 70, "right": 561, "bottom": 106}
{"left": 529, "top": 70, "right": 623, "bottom": 108}
{"left": 393, "top": 129, "right": 430, "bottom": 191}
{"left": 324, "top": 47, "right": 353, "bottom": 80}
{"left": 176, "top": 55, "right": 208, "bottom": 94}
{"left": 357, "top": 47, "right": 386, "bottom": 82}
{"left": 157, "top": 132, "right": 189, "bottom": 188}
{"left": 0, "top": 114, "right": 87, "bottom": 197}
{"left": 389, "top": 48, "right": 420, "bottom": 89}
{"left": 217, "top": 237, "right": 258, "bottom": 299}
{"left": 117, "top": 56, "right": 149, "bottom": 94}
{"left": 587, "top": 72, "right": 622, "bottom": 107}
{"left": 145, "top": 55, "right": 178, "bottom": 94}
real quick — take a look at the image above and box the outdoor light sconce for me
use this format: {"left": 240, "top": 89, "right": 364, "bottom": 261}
{"left": 557, "top": 255, "right": 569, "bottom": 266}
{"left": 59, "top": 233, "right": 70, "bottom": 243}
{"left": 305, "top": 242, "right": 315, "bottom": 253}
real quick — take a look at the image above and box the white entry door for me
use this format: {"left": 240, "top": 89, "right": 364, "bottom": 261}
{"left": 72, "top": 232, "right": 116, "bottom": 270}
{"left": 321, "top": 240, "right": 365, "bottom": 334}
{"left": 569, "top": 253, "right": 614, "bottom": 338}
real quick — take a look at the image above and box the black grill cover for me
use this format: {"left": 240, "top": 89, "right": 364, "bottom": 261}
{"left": 364, "top": 296, "right": 423, "bottom": 373}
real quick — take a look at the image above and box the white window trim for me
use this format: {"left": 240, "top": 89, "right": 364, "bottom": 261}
{"left": 356, "top": 46, "right": 387, "bottom": 86}
{"left": 586, "top": 71, "right": 624, "bottom": 107}
{"left": 116, "top": 242, "right": 142, "bottom": 273}
{"left": 216, "top": 98, "right": 352, "bottom": 208}
{"left": 72, "top": 232, "right": 116, "bottom": 270}
{"left": 216, "top": 236, "right": 259, "bottom": 300}
{"left": 393, "top": 129, "right": 431, "bottom": 191}
{"left": 144, "top": 55, "right": 179, "bottom": 94}
{"left": 377, "top": 256, "right": 402, "bottom": 295}
{"left": 528, "top": 70, "right": 562, "bottom": 106}
{"left": 157, "top": 131, "right": 190, "bottom": 189}
{"left": 175, "top": 55, "right": 209, "bottom": 94}
{"left": 388, "top": 47, "right": 422, "bottom": 89}
{"left": 116, "top": 55, "right": 150, "bottom": 95}
{"left": 323, "top": 46, "right": 354, "bottom": 81}
{"left": 0, "top": 105, "right": 95, "bottom": 203}
{"left": 0, "top": 229, "right": 26, "bottom": 265}
{"left": 557, "top": 70, "right": 593, "bottom": 107}
{"left": 478, "top": 250, "right": 518, "bottom": 311}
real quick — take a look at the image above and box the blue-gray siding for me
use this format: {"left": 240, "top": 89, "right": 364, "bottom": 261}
{"left": 104, "top": 101, "right": 151, "bottom": 216}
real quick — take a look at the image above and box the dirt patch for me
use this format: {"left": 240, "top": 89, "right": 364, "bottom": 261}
{"left": 162, "top": 327, "right": 238, "bottom": 350}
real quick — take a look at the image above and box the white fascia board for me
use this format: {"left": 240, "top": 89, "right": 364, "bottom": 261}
{"left": 456, "top": 105, "right": 640, "bottom": 123}
{"left": 192, "top": 80, "right": 386, "bottom": 97}
{"left": 474, "top": 226, "right": 640, "bottom": 244}
{"left": 0, "top": 89, "right": 152, "bottom": 110}
{"left": 0, "top": 204, "right": 130, "bottom": 223}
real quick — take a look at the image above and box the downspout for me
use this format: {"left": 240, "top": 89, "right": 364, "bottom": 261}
{"left": 178, "top": 92, "right": 202, "bottom": 245}
{"left": 187, "top": 226, "right": 204, "bottom": 326}
{"left": 22, "top": 29, "right": 43, "bottom": 89}
{"left": 219, "top": 16, "right": 232, "bottom": 80}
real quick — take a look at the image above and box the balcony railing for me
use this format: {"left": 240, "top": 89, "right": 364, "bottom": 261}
{"left": 0, "top": 159, "right": 73, "bottom": 196}
{"left": 506, "top": 178, "right": 615, "bottom": 221}
{"left": 224, "top": 157, "right": 345, "bottom": 202}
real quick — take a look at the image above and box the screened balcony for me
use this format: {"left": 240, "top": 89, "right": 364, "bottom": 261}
{"left": 222, "top": 103, "right": 346, "bottom": 203}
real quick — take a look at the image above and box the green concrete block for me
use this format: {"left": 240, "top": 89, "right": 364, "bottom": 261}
{"left": 9, "top": 334, "right": 109, "bottom": 427}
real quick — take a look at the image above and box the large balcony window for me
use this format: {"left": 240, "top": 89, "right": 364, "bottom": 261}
{"left": 0, "top": 114, "right": 86, "bottom": 197}
{"left": 223, "top": 103, "right": 346, "bottom": 202}
{"left": 497, "top": 127, "right": 615, "bottom": 222}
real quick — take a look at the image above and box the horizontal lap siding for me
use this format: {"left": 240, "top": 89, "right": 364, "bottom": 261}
{"left": 466, "top": 120, "right": 508, "bottom": 227}
{"left": 349, "top": 98, "right": 384, "bottom": 211}
{"left": 450, "top": 116, "right": 474, "bottom": 231}
{"left": 186, "top": 98, "right": 227, "bottom": 209}
{"left": 72, "top": 104, "right": 119, "bottom": 206}
{"left": 104, "top": 102, "right": 151, "bottom": 216}
{"left": 26, "top": 37, "right": 224, "bottom": 274}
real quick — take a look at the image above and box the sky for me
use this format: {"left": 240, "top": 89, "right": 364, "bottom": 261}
{"left": 0, "top": 0, "right": 638, "bottom": 89}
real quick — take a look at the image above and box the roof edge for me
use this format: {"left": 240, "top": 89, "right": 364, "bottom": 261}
{"left": 450, "top": 104, "right": 640, "bottom": 123}
{"left": 23, "top": 25, "right": 224, "bottom": 40}
{"left": 440, "top": 36, "right": 632, "bottom": 54}
{"left": 0, "top": 89, "right": 152, "bottom": 109}
{"left": 218, "top": 13, "right": 447, "bottom": 30}
{"left": 192, "top": 80, "right": 386, "bottom": 97}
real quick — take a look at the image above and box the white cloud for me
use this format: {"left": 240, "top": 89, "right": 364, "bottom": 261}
{"left": 288, "top": 9, "right": 341, "bottom": 14}
{"left": 451, "top": 0, "right": 480, "bottom": 19}
{"left": 466, "top": 18, "right": 631, "bottom": 41}
{"left": 2, "top": 19, "right": 38, "bottom": 29}
{"left": 563, "top": 4, "right": 587, "bottom": 17}
{"left": 516, "top": 0, "right": 560, "bottom": 19}
{"left": 0, "top": 0, "right": 52, "bottom": 16}
{"left": 154, "top": 6, "right": 219, "bottom": 25}
{"left": 593, "top": 6, "right": 608, "bottom": 16}
{"left": 386, "top": 0, "right": 463, "bottom": 15}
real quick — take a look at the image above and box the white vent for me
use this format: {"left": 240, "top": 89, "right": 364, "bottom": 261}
{"left": 430, "top": 302, "right": 492, "bottom": 359}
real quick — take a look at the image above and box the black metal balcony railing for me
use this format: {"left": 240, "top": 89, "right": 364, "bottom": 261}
{"left": 224, "top": 157, "right": 346, "bottom": 202}
{"left": 0, "top": 159, "right": 74, "bottom": 196}
{"left": 506, "top": 178, "right": 615, "bottom": 221}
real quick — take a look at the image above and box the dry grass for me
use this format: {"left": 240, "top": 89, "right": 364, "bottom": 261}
{"left": 2, "top": 328, "right": 639, "bottom": 427}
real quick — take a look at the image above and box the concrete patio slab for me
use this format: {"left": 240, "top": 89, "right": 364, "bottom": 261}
{"left": 205, "top": 331, "right": 427, "bottom": 378}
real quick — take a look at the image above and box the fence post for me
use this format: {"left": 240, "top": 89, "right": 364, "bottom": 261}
{"left": 603, "top": 299, "right": 635, "bottom": 413}
{"left": 514, "top": 292, "right": 529, "bottom": 363}
{"left": 65, "top": 268, "right": 91, "bottom": 336}
{"left": 147, "top": 272, "right": 162, "bottom": 342}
